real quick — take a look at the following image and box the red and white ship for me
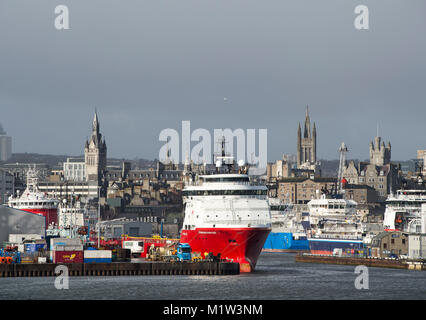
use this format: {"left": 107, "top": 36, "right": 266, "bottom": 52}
{"left": 8, "top": 167, "right": 59, "bottom": 228}
{"left": 180, "top": 138, "right": 271, "bottom": 272}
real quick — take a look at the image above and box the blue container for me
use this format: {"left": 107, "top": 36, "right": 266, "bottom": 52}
{"left": 263, "top": 232, "right": 309, "bottom": 251}
{"left": 25, "top": 243, "right": 46, "bottom": 252}
{"left": 24, "top": 244, "right": 37, "bottom": 252}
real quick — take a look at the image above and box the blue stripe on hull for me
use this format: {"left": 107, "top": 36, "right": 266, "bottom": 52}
{"left": 263, "top": 232, "right": 309, "bottom": 250}
{"left": 308, "top": 239, "right": 365, "bottom": 252}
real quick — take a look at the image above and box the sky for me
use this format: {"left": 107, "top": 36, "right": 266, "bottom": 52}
{"left": 0, "top": 0, "right": 425, "bottom": 163}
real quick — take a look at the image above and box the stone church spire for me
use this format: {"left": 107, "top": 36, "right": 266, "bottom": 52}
{"left": 85, "top": 111, "right": 107, "bottom": 184}
{"left": 297, "top": 106, "right": 317, "bottom": 167}
{"left": 92, "top": 109, "right": 100, "bottom": 134}
{"left": 304, "top": 105, "right": 311, "bottom": 138}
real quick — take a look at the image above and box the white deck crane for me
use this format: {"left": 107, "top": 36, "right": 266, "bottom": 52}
{"left": 337, "top": 142, "right": 348, "bottom": 193}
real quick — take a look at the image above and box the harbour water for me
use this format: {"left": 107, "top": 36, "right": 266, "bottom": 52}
{"left": 0, "top": 252, "right": 424, "bottom": 300}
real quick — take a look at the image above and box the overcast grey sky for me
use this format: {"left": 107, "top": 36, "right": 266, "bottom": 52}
{"left": 0, "top": 0, "right": 425, "bottom": 162}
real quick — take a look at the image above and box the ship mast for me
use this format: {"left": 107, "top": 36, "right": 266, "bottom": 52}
{"left": 214, "top": 136, "right": 235, "bottom": 173}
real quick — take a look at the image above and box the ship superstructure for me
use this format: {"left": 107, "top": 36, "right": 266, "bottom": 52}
{"left": 383, "top": 189, "right": 426, "bottom": 233}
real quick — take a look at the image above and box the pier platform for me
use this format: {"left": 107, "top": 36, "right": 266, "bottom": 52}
{"left": 0, "top": 261, "right": 240, "bottom": 277}
{"left": 295, "top": 254, "right": 425, "bottom": 270}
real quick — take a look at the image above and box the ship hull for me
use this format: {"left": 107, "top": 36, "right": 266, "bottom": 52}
{"left": 180, "top": 227, "right": 271, "bottom": 272}
{"left": 263, "top": 232, "right": 309, "bottom": 252}
{"left": 20, "top": 208, "right": 58, "bottom": 228}
{"left": 308, "top": 238, "right": 365, "bottom": 255}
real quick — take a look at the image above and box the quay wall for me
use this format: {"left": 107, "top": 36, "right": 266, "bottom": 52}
{"left": 0, "top": 261, "right": 240, "bottom": 277}
{"left": 295, "top": 254, "right": 425, "bottom": 270}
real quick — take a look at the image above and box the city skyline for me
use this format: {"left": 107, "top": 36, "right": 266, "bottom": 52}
{"left": 0, "top": 109, "right": 422, "bottom": 163}
{"left": 1, "top": 1, "right": 425, "bottom": 161}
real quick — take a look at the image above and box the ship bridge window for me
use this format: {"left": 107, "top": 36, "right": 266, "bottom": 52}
{"left": 204, "top": 177, "right": 250, "bottom": 183}
{"left": 183, "top": 189, "right": 267, "bottom": 197}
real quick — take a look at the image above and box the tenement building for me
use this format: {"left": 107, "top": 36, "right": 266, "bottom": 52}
{"left": 276, "top": 176, "right": 337, "bottom": 204}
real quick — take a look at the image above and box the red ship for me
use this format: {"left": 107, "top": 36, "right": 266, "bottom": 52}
{"left": 8, "top": 167, "right": 59, "bottom": 228}
{"left": 179, "top": 138, "right": 271, "bottom": 272}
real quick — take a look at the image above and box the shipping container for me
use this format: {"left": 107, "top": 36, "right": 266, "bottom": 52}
{"left": 84, "top": 250, "right": 112, "bottom": 259}
{"left": 84, "top": 250, "right": 113, "bottom": 263}
{"left": 50, "top": 238, "right": 83, "bottom": 248}
{"left": 24, "top": 243, "right": 46, "bottom": 252}
{"left": 53, "top": 251, "right": 83, "bottom": 264}
{"left": 83, "top": 258, "right": 112, "bottom": 263}
{"left": 64, "top": 245, "right": 84, "bottom": 251}
{"left": 114, "top": 248, "right": 131, "bottom": 262}
{"left": 9, "top": 234, "right": 42, "bottom": 244}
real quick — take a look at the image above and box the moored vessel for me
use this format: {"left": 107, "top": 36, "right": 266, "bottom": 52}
{"left": 306, "top": 194, "right": 365, "bottom": 255}
{"left": 8, "top": 167, "right": 59, "bottom": 229}
{"left": 180, "top": 137, "right": 271, "bottom": 272}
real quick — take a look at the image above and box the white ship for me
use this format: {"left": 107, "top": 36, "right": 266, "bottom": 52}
{"left": 383, "top": 189, "right": 426, "bottom": 233}
{"left": 57, "top": 199, "right": 86, "bottom": 238}
{"left": 306, "top": 195, "right": 365, "bottom": 255}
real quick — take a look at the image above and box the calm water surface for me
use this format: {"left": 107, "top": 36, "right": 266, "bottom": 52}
{"left": 0, "top": 252, "right": 425, "bottom": 300}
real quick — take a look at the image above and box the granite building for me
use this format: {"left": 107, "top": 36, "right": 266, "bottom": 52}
{"left": 276, "top": 176, "right": 337, "bottom": 204}
{"left": 343, "top": 136, "right": 400, "bottom": 200}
